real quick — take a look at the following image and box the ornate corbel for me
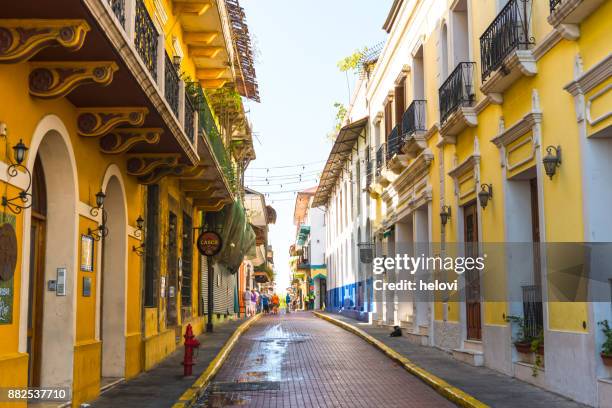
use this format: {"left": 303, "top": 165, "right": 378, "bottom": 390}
{"left": 0, "top": 19, "right": 90, "bottom": 63}
{"left": 126, "top": 154, "right": 181, "bottom": 177}
{"left": 29, "top": 61, "right": 118, "bottom": 99}
{"left": 77, "top": 107, "right": 148, "bottom": 137}
{"left": 138, "top": 165, "right": 187, "bottom": 185}
{"left": 193, "top": 197, "right": 231, "bottom": 212}
{"left": 99, "top": 128, "right": 163, "bottom": 154}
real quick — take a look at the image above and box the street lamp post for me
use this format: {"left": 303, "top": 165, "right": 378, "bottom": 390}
{"left": 196, "top": 216, "right": 223, "bottom": 333}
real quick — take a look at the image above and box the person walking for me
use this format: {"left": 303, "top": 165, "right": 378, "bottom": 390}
{"left": 271, "top": 293, "right": 279, "bottom": 315}
{"left": 243, "top": 288, "right": 252, "bottom": 317}
{"left": 262, "top": 293, "right": 269, "bottom": 314}
{"left": 250, "top": 289, "right": 258, "bottom": 315}
{"left": 285, "top": 293, "right": 292, "bottom": 314}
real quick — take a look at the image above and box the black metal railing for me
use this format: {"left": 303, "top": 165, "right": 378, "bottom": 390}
{"left": 135, "top": 0, "right": 158, "bottom": 78}
{"left": 375, "top": 144, "right": 385, "bottom": 177}
{"left": 439, "top": 62, "right": 476, "bottom": 124}
{"left": 107, "top": 0, "right": 126, "bottom": 27}
{"left": 184, "top": 90, "right": 196, "bottom": 143}
{"left": 366, "top": 159, "right": 373, "bottom": 188}
{"left": 402, "top": 100, "right": 426, "bottom": 137}
{"left": 522, "top": 285, "right": 544, "bottom": 339}
{"left": 386, "top": 125, "right": 401, "bottom": 162}
{"left": 549, "top": 0, "right": 562, "bottom": 13}
{"left": 164, "top": 54, "right": 180, "bottom": 117}
{"left": 480, "top": 0, "right": 535, "bottom": 80}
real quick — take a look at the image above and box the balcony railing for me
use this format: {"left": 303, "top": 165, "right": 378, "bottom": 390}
{"left": 439, "top": 62, "right": 476, "bottom": 124}
{"left": 366, "top": 157, "right": 373, "bottom": 188}
{"left": 164, "top": 54, "right": 180, "bottom": 118}
{"left": 134, "top": 0, "right": 158, "bottom": 78}
{"left": 402, "top": 100, "right": 426, "bottom": 137}
{"left": 480, "top": 0, "right": 535, "bottom": 80}
{"left": 522, "top": 285, "right": 544, "bottom": 339}
{"left": 375, "top": 144, "right": 385, "bottom": 177}
{"left": 184, "top": 89, "right": 195, "bottom": 143}
{"left": 195, "top": 86, "right": 236, "bottom": 191}
{"left": 386, "top": 125, "right": 401, "bottom": 162}
{"left": 107, "top": 0, "right": 126, "bottom": 27}
{"left": 549, "top": 0, "right": 562, "bottom": 13}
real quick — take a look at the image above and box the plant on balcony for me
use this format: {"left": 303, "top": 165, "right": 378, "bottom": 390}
{"left": 506, "top": 315, "right": 544, "bottom": 376}
{"left": 598, "top": 320, "right": 612, "bottom": 366}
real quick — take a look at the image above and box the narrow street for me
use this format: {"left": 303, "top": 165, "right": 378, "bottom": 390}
{"left": 194, "top": 312, "right": 455, "bottom": 408}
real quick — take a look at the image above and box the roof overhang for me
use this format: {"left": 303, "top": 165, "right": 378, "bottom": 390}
{"left": 312, "top": 117, "right": 368, "bottom": 207}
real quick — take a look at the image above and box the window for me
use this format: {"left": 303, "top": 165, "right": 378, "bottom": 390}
{"left": 144, "top": 184, "right": 159, "bottom": 307}
{"left": 181, "top": 212, "right": 193, "bottom": 308}
{"left": 384, "top": 100, "right": 393, "bottom": 137}
{"left": 394, "top": 78, "right": 406, "bottom": 130}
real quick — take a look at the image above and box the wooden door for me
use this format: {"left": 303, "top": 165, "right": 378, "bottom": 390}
{"left": 464, "top": 202, "right": 481, "bottom": 340}
{"left": 27, "top": 158, "right": 46, "bottom": 386}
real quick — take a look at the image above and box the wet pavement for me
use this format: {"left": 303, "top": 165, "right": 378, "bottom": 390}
{"left": 195, "top": 312, "right": 455, "bottom": 408}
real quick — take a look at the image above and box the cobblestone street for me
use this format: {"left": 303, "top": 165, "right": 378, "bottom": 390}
{"left": 195, "top": 312, "right": 455, "bottom": 408}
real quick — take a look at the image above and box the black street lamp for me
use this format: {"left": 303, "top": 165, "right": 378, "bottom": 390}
{"left": 440, "top": 205, "right": 452, "bottom": 226}
{"left": 132, "top": 215, "right": 146, "bottom": 256}
{"left": 1, "top": 128, "right": 33, "bottom": 214}
{"left": 543, "top": 145, "right": 562, "bottom": 179}
{"left": 478, "top": 184, "right": 493, "bottom": 210}
{"left": 88, "top": 190, "right": 108, "bottom": 241}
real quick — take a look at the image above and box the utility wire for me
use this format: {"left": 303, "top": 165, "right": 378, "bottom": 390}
{"left": 247, "top": 160, "right": 325, "bottom": 170}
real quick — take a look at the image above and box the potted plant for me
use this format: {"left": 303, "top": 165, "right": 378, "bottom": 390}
{"left": 506, "top": 315, "right": 533, "bottom": 353}
{"left": 598, "top": 320, "right": 612, "bottom": 366}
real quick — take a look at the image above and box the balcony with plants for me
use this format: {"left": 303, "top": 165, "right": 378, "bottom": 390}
{"left": 479, "top": 0, "right": 537, "bottom": 99}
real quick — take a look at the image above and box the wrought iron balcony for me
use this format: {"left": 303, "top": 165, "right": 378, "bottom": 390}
{"left": 366, "top": 159, "right": 373, "bottom": 189}
{"left": 375, "top": 144, "right": 385, "bottom": 177}
{"left": 134, "top": 0, "right": 158, "bottom": 78}
{"left": 164, "top": 54, "right": 180, "bottom": 118}
{"left": 184, "top": 89, "right": 196, "bottom": 143}
{"left": 480, "top": 0, "right": 535, "bottom": 80}
{"left": 385, "top": 125, "right": 401, "bottom": 162}
{"left": 439, "top": 62, "right": 476, "bottom": 124}
{"left": 522, "top": 285, "right": 544, "bottom": 339}
{"left": 549, "top": 0, "right": 562, "bottom": 13}
{"left": 402, "top": 100, "right": 426, "bottom": 137}
{"left": 106, "top": 0, "right": 126, "bottom": 27}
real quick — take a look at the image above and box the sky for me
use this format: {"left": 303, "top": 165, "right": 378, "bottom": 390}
{"left": 241, "top": 0, "right": 393, "bottom": 291}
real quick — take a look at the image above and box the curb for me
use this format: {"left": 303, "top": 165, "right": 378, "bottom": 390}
{"left": 172, "top": 314, "right": 262, "bottom": 408}
{"left": 313, "top": 312, "right": 490, "bottom": 408}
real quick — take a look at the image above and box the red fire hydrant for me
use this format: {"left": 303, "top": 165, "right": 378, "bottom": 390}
{"left": 182, "top": 324, "right": 200, "bottom": 377}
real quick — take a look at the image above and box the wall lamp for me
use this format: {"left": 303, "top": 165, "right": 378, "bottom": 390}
{"left": 543, "top": 145, "right": 562, "bottom": 179}
{"left": 132, "top": 215, "right": 145, "bottom": 256}
{"left": 478, "top": 184, "right": 493, "bottom": 210}
{"left": 1, "top": 123, "right": 33, "bottom": 214}
{"left": 440, "top": 205, "right": 452, "bottom": 226}
{"left": 88, "top": 190, "right": 108, "bottom": 241}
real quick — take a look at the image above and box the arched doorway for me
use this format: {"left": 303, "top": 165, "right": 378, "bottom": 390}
{"left": 26, "top": 126, "right": 78, "bottom": 388}
{"left": 100, "top": 173, "right": 127, "bottom": 380}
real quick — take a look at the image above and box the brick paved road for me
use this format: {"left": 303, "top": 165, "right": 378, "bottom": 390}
{"left": 196, "top": 312, "right": 455, "bottom": 408}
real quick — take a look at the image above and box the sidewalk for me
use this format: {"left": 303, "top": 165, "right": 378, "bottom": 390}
{"left": 89, "top": 318, "right": 245, "bottom": 408}
{"left": 322, "top": 312, "right": 590, "bottom": 408}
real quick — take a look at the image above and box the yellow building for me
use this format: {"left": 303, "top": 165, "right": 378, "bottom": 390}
{"left": 317, "top": 0, "right": 611, "bottom": 405}
{"left": 0, "top": 0, "right": 258, "bottom": 406}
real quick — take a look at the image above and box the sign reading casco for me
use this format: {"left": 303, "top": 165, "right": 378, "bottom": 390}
{"left": 196, "top": 231, "right": 222, "bottom": 256}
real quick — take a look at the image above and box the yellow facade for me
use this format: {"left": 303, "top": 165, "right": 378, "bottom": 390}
{"left": 366, "top": 0, "right": 611, "bottom": 404}
{"left": 0, "top": 0, "right": 256, "bottom": 406}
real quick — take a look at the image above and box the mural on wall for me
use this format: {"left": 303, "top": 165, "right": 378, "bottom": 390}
{"left": 0, "top": 213, "right": 17, "bottom": 324}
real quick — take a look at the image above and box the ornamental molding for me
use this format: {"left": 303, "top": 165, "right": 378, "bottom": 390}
{"left": 29, "top": 61, "right": 118, "bottom": 99}
{"left": 77, "top": 107, "right": 148, "bottom": 137}
{"left": 193, "top": 197, "right": 232, "bottom": 212}
{"left": 0, "top": 19, "right": 90, "bottom": 63}
{"left": 547, "top": 0, "right": 605, "bottom": 33}
{"left": 99, "top": 128, "right": 163, "bottom": 154}
{"left": 564, "top": 53, "right": 612, "bottom": 97}
{"left": 439, "top": 106, "right": 478, "bottom": 139}
{"left": 490, "top": 112, "right": 542, "bottom": 148}
{"left": 394, "top": 64, "right": 411, "bottom": 85}
{"left": 480, "top": 50, "right": 537, "bottom": 99}
{"left": 401, "top": 132, "right": 427, "bottom": 158}
{"left": 394, "top": 149, "right": 434, "bottom": 193}
{"left": 126, "top": 153, "right": 181, "bottom": 177}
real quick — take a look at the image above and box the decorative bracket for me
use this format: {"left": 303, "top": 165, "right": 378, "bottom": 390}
{"left": 0, "top": 19, "right": 90, "bottom": 63}
{"left": 126, "top": 154, "right": 181, "bottom": 177}
{"left": 99, "top": 128, "right": 162, "bottom": 154}
{"left": 137, "top": 165, "right": 187, "bottom": 185}
{"left": 77, "top": 107, "right": 148, "bottom": 137}
{"left": 29, "top": 61, "right": 118, "bottom": 99}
